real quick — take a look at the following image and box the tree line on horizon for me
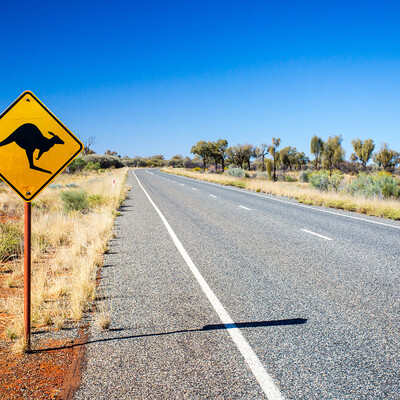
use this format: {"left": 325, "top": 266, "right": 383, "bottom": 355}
{"left": 67, "top": 134, "right": 399, "bottom": 177}
{"left": 190, "top": 136, "right": 400, "bottom": 180}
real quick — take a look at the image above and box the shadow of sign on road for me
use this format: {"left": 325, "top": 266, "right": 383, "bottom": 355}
{"left": 32, "top": 318, "right": 307, "bottom": 353}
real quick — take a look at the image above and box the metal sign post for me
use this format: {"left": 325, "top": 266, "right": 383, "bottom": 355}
{"left": 24, "top": 202, "right": 31, "bottom": 350}
{"left": 0, "top": 91, "right": 83, "bottom": 351}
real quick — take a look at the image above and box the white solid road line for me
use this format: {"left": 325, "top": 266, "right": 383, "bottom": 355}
{"left": 160, "top": 172, "right": 400, "bottom": 230}
{"left": 133, "top": 171, "right": 284, "bottom": 400}
{"left": 301, "top": 229, "right": 333, "bottom": 241}
{"left": 239, "top": 205, "right": 251, "bottom": 211}
{"left": 209, "top": 194, "right": 217, "bottom": 198}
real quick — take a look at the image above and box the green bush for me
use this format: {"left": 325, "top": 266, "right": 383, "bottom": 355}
{"left": 309, "top": 170, "right": 344, "bottom": 191}
{"left": 83, "top": 155, "right": 124, "bottom": 169}
{"left": 84, "top": 162, "right": 101, "bottom": 171}
{"left": 68, "top": 157, "right": 87, "bottom": 173}
{"left": 347, "top": 172, "right": 400, "bottom": 199}
{"left": 0, "top": 222, "right": 22, "bottom": 262}
{"left": 229, "top": 181, "right": 246, "bottom": 188}
{"left": 227, "top": 165, "right": 245, "bottom": 177}
{"left": 61, "top": 190, "right": 89, "bottom": 212}
{"left": 299, "top": 170, "right": 311, "bottom": 182}
{"left": 284, "top": 175, "right": 297, "bottom": 182}
{"left": 88, "top": 194, "right": 108, "bottom": 208}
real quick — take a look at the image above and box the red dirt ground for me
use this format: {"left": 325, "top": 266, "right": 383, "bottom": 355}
{"left": 0, "top": 264, "right": 85, "bottom": 400}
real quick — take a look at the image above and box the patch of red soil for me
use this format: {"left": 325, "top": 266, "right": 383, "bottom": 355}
{"left": 0, "top": 332, "right": 86, "bottom": 400}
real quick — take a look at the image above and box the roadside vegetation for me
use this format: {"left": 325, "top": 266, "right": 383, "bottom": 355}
{"left": 158, "top": 136, "right": 400, "bottom": 220}
{"left": 0, "top": 167, "right": 128, "bottom": 352}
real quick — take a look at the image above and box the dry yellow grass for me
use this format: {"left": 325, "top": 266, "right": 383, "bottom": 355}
{"left": 0, "top": 168, "right": 128, "bottom": 347}
{"left": 162, "top": 168, "right": 400, "bottom": 220}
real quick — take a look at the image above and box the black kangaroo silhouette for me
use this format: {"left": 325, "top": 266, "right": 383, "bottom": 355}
{"left": 0, "top": 123, "right": 65, "bottom": 174}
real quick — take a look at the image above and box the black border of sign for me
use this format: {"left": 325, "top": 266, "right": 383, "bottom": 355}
{"left": 0, "top": 91, "right": 84, "bottom": 202}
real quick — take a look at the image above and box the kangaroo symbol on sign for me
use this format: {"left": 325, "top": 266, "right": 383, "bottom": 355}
{"left": 0, "top": 123, "right": 65, "bottom": 174}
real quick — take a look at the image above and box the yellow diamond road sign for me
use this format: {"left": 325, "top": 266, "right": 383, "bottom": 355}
{"left": 0, "top": 91, "right": 83, "bottom": 202}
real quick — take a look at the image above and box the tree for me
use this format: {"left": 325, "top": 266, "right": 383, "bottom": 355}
{"left": 227, "top": 144, "right": 253, "bottom": 169}
{"left": 168, "top": 154, "right": 184, "bottom": 168}
{"left": 322, "top": 135, "right": 345, "bottom": 174}
{"left": 295, "top": 152, "right": 309, "bottom": 170}
{"left": 280, "top": 146, "right": 298, "bottom": 171}
{"left": 105, "top": 150, "right": 119, "bottom": 156}
{"left": 268, "top": 137, "right": 281, "bottom": 181}
{"left": 254, "top": 143, "right": 269, "bottom": 171}
{"left": 310, "top": 136, "right": 324, "bottom": 171}
{"left": 351, "top": 139, "right": 375, "bottom": 170}
{"left": 191, "top": 141, "right": 209, "bottom": 170}
{"left": 373, "top": 143, "right": 399, "bottom": 171}
{"left": 207, "top": 142, "right": 219, "bottom": 172}
{"left": 265, "top": 159, "right": 273, "bottom": 180}
{"left": 215, "top": 139, "right": 229, "bottom": 171}
{"left": 83, "top": 136, "right": 96, "bottom": 155}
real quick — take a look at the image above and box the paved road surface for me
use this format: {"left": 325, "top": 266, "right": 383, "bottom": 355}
{"left": 75, "top": 169, "right": 400, "bottom": 399}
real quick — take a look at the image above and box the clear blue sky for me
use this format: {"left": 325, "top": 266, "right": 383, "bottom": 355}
{"left": 1, "top": 0, "right": 400, "bottom": 159}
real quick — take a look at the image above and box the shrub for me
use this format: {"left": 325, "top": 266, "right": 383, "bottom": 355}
{"left": 193, "top": 167, "right": 202, "bottom": 172}
{"left": 0, "top": 222, "right": 22, "bottom": 262}
{"left": 88, "top": 194, "right": 107, "bottom": 208}
{"left": 309, "top": 170, "right": 344, "bottom": 191}
{"left": 347, "top": 172, "right": 400, "bottom": 199}
{"left": 49, "top": 184, "right": 63, "bottom": 189}
{"left": 68, "top": 157, "right": 87, "bottom": 173}
{"left": 229, "top": 181, "right": 246, "bottom": 188}
{"left": 82, "top": 155, "right": 124, "bottom": 169}
{"left": 256, "top": 171, "right": 269, "bottom": 180}
{"left": 61, "top": 190, "right": 89, "bottom": 212}
{"left": 121, "top": 157, "right": 138, "bottom": 167}
{"left": 299, "top": 170, "right": 311, "bottom": 182}
{"left": 84, "top": 162, "right": 101, "bottom": 171}
{"left": 227, "top": 165, "right": 245, "bottom": 177}
{"left": 265, "top": 159, "right": 273, "bottom": 180}
{"left": 284, "top": 175, "right": 297, "bottom": 182}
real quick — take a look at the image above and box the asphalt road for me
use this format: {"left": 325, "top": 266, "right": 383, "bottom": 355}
{"left": 75, "top": 169, "right": 400, "bottom": 399}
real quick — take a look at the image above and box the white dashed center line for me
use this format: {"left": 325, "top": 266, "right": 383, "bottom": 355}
{"left": 192, "top": 188, "right": 198, "bottom": 191}
{"left": 239, "top": 205, "right": 251, "bottom": 211}
{"left": 301, "top": 229, "right": 332, "bottom": 241}
{"left": 209, "top": 194, "right": 217, "bottom": 198}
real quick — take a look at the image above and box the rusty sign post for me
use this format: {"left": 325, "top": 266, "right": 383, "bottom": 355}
{"left": 0, "top": 91, "right": 83, "bottom": 351}
{"left": 24, "top": 202, "right": 32, "bottom": 348}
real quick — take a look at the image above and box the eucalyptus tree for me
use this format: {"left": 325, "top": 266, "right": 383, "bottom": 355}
{"left": 215, "top": 139, "right": 229, "bottom": 171}
{"left": 295, "top": 151, "right": 309, "bottom": 170}
{"left": 227, "top": 144, "right": 254, "bottom": 169}
{"left": 373, "top": 143, "right": 399, "bottom": 171}
{"left": 190, "top": 140, "right": 210, "bottom": 170}
{"left": 254, "top": 143, "right": 269, "bottom": 171}
{"left": 280, "top": 146, "right": 298, "bottom": 171}
{"left": 268, "top": 137, "right": 281, "bottom": 181}
{"left": 322, "top": 135, "right": 345, "bottom": 174}
{"left": 310, "top": 135, "right": 324, "bottom": 171}
{"left": 351, "top": 139, "right": 375, "bottom": 170}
